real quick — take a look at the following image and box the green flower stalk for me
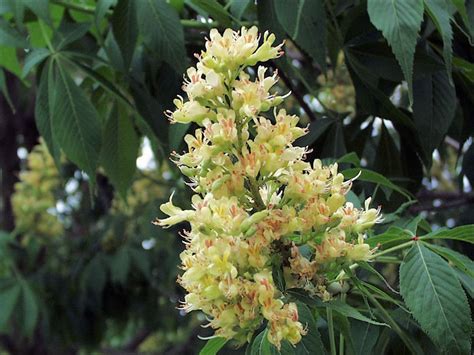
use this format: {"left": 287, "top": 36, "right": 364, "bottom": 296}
{"left": 155, "top": 27, "right": 382, "bottom": 349}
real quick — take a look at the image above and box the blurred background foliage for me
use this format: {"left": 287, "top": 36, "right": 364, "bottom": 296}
{"left": 0, "top": 0, "right": 473, "bottom": 353}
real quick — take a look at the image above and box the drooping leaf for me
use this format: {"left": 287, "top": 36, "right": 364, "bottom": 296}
{"left": 199, "top": 337, "right": 227, "bottom": 355}
{"left": 100, "top": 102, "right": 139, "bottom": 198}
{"left": 275, "top": 0, "right": 327, "bottom": 72}
{"left": 50, "top": 60, "right": 102, "bottom": 181}
{"left": 367, "top": 0, "right": 424, "bottom": 102}
{"left": 413, "top": 60, "right": 456, "bottom": 162}
{"left": 111, "top": 0, "right": 137, "bottom": 70}
{"left": 399, "top": 243, "right": 472, "bottom": 354}
{"left": 424, "top": 0, "right": 454, "bottom": 81}
{"left": 35, "top": 60, "right": 61, "bottom": 164}
{"left": 136, "top": 0, "right": 186, "bottom": 73}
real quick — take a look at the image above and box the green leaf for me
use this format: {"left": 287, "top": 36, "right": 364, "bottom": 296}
{"left": 420, "top": 225, "right": 474, "bottom": 244}
{"left": 129, "top": 248, "right": 151, "bottom": 279}
{"left": 199, "top": 337, "right": 227, "bottom": 355}
{"left": 452, "top": 0, "right": 474, "bottom": 40}
{"left": 35, "top": 60, "right": 61, "bottom": 164}
{"left": 23, "top": 0, "right": 51, "bottom": 25}
{"left": 82, "top": 255, "right": 107, "bottom": 298}
{"left": 22, "top": 47, "right": 50, "bottom": 78}
{"left": 111, "top": 0, "right": 137, "bottom": 70}
{"left": 109, "top": 247, "right": 130, "bottom": 284}
{"left": 169, "top": 122, "right": 190, "bottom": 152}
{"left": 0, "top": 18, "right": 29, "bottom": 48}
{"left": 413, "top": 71, "right": 456, "bottom": 166}
{"left": 295, "top": 303, "right": 326, "bottom": 354}
{"left": 250, "top": 329, "right": 273, "bottom": 355}
{"left": 190, "top": 0, "right": 232, "bottom": 27}
{"left": 367, "top": 0, "right": 424, "bottom": 102}
{"left": 0, "top": 46, "right": 21, "bottom": 77}
{"left": 100, "top": 103, "right": 139, "bottom": 198}
{"left": 326, "top": 300, "right": 387, "bottom": 326}
{"left": 425, "top": 243, "right": 474, "bottom": 277}
{"left": 137, "top": 0, "right": 186, "bottom": 73}
{"left": 0, "top": 283, "right": 21, "bottom": 331}
{"left": 351, "top": 320, "right": 380, "bottom": 355}
{"left": 295, "top": 117, "right": 334, "bottom": 147}
{"left": 0, "top": 68, "right": 14, "bottom": 111}
{"left": 230, "top": 0, "right": 251, "bottom": 19}
{"left": 53, "top": 22, "right": 91, "bottom": 51}
{"left": 20, "top": 281, "right": 39, "bottom": 337}
{"left": 424, "top": 0, "right": 454, "bottom": 81}
{"left": 399, "top": 243, "right": 472, "bottom": 354}
{"left": 342, "top": 168, "right": 412, "bottom": 199}
{"left": 367, "top": 226, "right": 412, "bottom": 248}
{"left": 454, "top": 56, "right": 474, "bottom": 82}
{"left": 95, "top": 0, "right": 116, "bottom": 28}
{"left": 50, "top": 60, "right": 102, "bottom": 181}
{"left": 275, "top": 0, "right": 327, "bottom": 72}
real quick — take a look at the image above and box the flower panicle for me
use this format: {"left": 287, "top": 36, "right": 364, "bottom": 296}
{"left": 156, "top": 26, "right": 382, "bottom": 349}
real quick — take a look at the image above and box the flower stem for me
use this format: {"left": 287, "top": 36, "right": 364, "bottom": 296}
{"left": 327, "top": 307, "right": 337, "bottom": 355}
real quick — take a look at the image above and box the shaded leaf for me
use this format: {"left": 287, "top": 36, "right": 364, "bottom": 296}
{"left": 190, "top": 0, "right": 232, "bottom": 27}
{"left": 0, "top": 283, "right": 21, "bottom": 331}
{"left": 100, "top": 102, "right": 139, "bottom": 198}
{"left": 295, "top": 303, "right": 326, "bottom": 354}
{"left": 351, "top": 320, "right": 380, "bottom": 355}
{"left": 137, "top": 0, "right": 186, "bottom": 73}
{"left": 35, "top": 60, "right": 61, "bottom": 164}
{"left": 111, "top": 0, "right": 137, "bottom": 70}
{"left": 50, "top": 60, "right": 102, "bottom": 181}
{"left": 0, "top": 18, "right": 29, "bottom": 48}
{"left": 367, "top": 0, "right": 424, "bottom": 102}
{"left": 275, "top": 0, "right": 327, "bottom": 71}
{"left": 424, "top": 0, "right": 454, "bottom": 81}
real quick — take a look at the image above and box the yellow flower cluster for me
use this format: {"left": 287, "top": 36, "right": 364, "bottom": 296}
{"left": 156, "top": 27, "right": 382, "bottom": 348}
{"left": 12, "top": 140, "right": 63, "bottom": 239}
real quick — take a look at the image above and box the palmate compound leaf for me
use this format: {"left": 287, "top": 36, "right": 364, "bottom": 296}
{"left": 399, "top": 242, "right": 472, "bottom": 354}
{"left": 367, "top": 0, "right": 424, "bottom": 102}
